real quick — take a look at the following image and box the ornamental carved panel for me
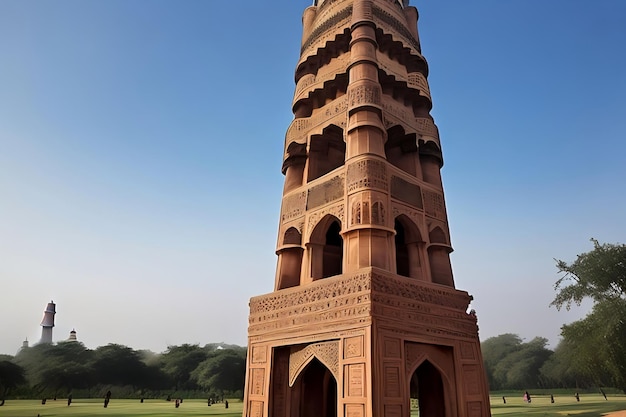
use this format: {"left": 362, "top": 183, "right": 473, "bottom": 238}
{"left": 384, "top": 366, "right": 401, "bottom": 397}
{"left": 348, "top": 84, "right": 382, "bottom": 109}
{"left": 289, "top": 341, "right": 340, "bottom": 386}
{"left": 347, "top": 159, "right": 388, "bottom": 193}
{"left": 408, "top": 73, "right": 430, "bottom": 97}
{"left": 345, "top": 363, "right": 365, "bottom": 397}
{"left": 423, "top": 189, "right": 446, "bottom": 220}
{"left": 460, "top": 341, "right": 476, "bottom": 360}
{"left": 384, "top": 404, "right": 402, "bottom": 417}
{"left": 344, "top": 335, "right": 364, "bottom": 359}
{"left": 250, "top": 400, "right": 264, "bottom": 417}
{"left": 251, "top": 368, "right": 265, "bottom": 396}
{"left": 281, "top": 192, "right": 306, "bottom": 223}
{"left": 415, "top": 117, "right": 439, "bottom": 138}
{"left": 371, "top": 271, "right": 471, "bottom": 311}
{"left": 391, "top": 176, "right": 423, "bottom": 209}
{"left": 346, "top": 404, "right": 365, "bottom": 417}
{"left": 463, "top": 365, "right": 481, "bottom": 396}
{"left": 252, "top": 345, "right": 267, "bottom": 364}
{"left": 384, "top": 337, "right": 401, "bottom": 358}
{"left": 307, "top": 175, "right": 345, "bottom": 210}
{"left": 468, "top": 401, "right": 484, "bottom": 417}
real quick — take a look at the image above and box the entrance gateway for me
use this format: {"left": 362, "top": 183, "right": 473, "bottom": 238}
{"left": 242, "top": 1, "right": 492, "bottom": 416}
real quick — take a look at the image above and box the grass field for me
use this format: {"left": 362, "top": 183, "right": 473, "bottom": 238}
{"left": 0, "top": 399, "right": 243, "bottom": 417}
{"left": 0, "top": 394, "right": 624, "bottom": 416}
{"left": 489, "top": 393, "right": 626, "bottom": 417}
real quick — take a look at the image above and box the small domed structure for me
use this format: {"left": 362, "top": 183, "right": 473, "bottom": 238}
{"left": 68, "top": 329, "right": 78, "bottom": 342}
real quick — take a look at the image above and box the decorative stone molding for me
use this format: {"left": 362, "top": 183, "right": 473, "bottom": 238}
{"left": 371, "top": 270, "right": 471, "bottom": 310}
{"left": 372, "top": 5, "right": 421, "bottom": 53}
{"left": 380, "top": 96, "right": 440, "bottom": 144}
{"left": 285, "top": 96, "right": 348, "bottom": 147}
{"left": 294, "top": 54, "right": 350, "bottom": 101}
{"left": 301, "top": 6, "right": 352, "bottom": 56}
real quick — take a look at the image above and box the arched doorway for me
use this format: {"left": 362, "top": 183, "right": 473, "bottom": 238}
{"left": 296, "top": 358, "right": 337, "bottom": 417}
{"left": 410, "top": 360, "right": 446, "bottom": 417}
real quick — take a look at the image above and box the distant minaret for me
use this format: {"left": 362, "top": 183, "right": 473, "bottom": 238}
{"left": 67, "top": 329, "right": 77, "bottom": 342}
{"left": 40, "top": 301, "right": 56, "bottom": 344}
{"left": 22, "top": 338, "right": 29, "bottom": 349}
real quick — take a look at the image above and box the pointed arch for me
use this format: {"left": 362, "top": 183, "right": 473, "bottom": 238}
{"left": 309, "top": 214, "right": 343, "bottom": 280}
{"left": 289, "top": 341, "right": 340, "bottom": 387}
{"left": 405, "top": 344, "right": 457, "bottom": 417}
{"left": 409, "top": 360, "right": 447, "bottom": 417}
{"left": 291, "top": 358, "right": 337, "bottom": 417}
{"left": 428, "top": 226, "right": 448, "bottom": 245}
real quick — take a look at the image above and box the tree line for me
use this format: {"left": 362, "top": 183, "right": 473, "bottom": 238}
{"left": 1, "top": 239, "right": 624, "bottom": 398}
{"left": 0, "top": 342, "right": 246, "bottom": 401}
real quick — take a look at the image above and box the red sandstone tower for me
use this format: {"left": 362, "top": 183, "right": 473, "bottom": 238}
{"left": 242, "top": 1, "right": 491, "bottom": 416}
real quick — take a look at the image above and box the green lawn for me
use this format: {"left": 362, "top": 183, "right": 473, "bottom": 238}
{"left": 1, "top": 395, "right": 625, "bottom": 417}
{"left": 0, "top": 398, "right": 243, "bottom": 417}
{"left": 490, "top": 393, "right": 626, "bottom": 417}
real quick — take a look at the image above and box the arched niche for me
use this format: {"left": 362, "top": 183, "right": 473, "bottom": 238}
{"left": 309, "top": 215, "right": 343, "bottom": 280}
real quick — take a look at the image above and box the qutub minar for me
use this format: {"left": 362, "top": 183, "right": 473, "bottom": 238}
{"left": 242, "top": 0, "right": 491, "bottom": 416}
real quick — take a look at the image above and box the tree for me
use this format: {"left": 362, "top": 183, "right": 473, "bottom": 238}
{"left": 160, "top": 344, "right": 208, "bottom": 391}
{"left": 191, "top": 348, "right": 246, "bottom": 397}
{"left": 481, "top": 334, "right": 523, "bottom": 389}
{"left": 91, "top": 344, "right": 150, "bottom": 388}
{"left": 0, "top": 361, "right": 26, "bottom": 399}
{"left": 551, "top": 239, "right": 626, "bottom": 392}
{"left": 492, "top": 337, "right": 552, "bottom": 389}
{"left": 15, "top": 342, "right": 95, "bottom": 396}
{"left": 481, "top": 334, "right": 553, "bottom": 390}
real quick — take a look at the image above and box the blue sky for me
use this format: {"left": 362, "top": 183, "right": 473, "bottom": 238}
{"left": 1, "top": 0, "right": 625, "bottom": 355}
